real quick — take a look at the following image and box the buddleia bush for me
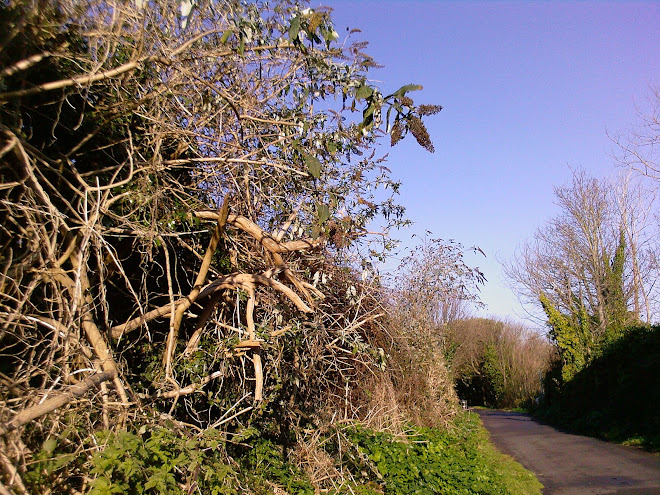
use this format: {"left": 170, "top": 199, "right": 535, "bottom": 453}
{"left": 0, "top": 0, "right": 457, "bottom": 492}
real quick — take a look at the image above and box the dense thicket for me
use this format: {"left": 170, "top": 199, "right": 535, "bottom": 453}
{"left": 384, "top": 238, "right": 487, "bottom": 425}
{"left": 0, "top": 1, "right": 474, "bottom": 492}
{"left": 538, "top": 326, "right": 660, "bottom": 451}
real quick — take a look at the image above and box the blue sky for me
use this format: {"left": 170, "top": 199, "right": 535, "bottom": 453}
{"left": 317, "top": 0, "right": 660, "bottom": 325}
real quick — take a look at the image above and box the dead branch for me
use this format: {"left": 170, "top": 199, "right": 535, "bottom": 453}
{"left": 195, "top": 212, "right": 325, "bottom": 253}
{"left": 0, "top": 371, "right": 115, "bottom": 435}
{"left": 111, "top": 271, "right": 312, "bottom": 339}
{"left": 244, "top": 287, "right": 264, "bottom": 401}
{"left": 163, "top": 196, "right": 230, "bottom": 376}
{"left": 183, "top": 292, "right": 224, "bottom": 356}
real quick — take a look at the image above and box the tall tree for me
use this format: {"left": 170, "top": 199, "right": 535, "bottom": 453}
{"left": 505, "top": 170, "right": 650, "bottom": 379}
{"left": 611, "top": 85, "right": 660, "bottom": 321}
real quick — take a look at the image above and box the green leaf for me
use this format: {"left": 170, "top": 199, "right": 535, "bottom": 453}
{"left": 363, "top": 102, "right": 376, "bottom": 119}
{"left": 355, "top": 84, "right": 373, "bottom": 100}
{"left": 304, "top": 153, "right": 321, "bottom": 178}
{"left": 362, "top": 102, "right": 376, "bottom": 129}
{"left": 288, "top": 16, "right": 301, "bottom": 41}
{"left": 392, "top": 83, "right": 423, "bottom": 98}
{"left": 385, "top": 104, "right": 395, "bottom": 129}
{"left": 362, "top": 112, "right": 374, "bottom": 129}
{"left": 43, "top": 438, "right": 57, "bottom": 453}
{"left": 89, "top": 476, "right": 125, "bottom": 495}
{"left": 317, "top": 203, "right": 330, "bottom": 224}
{"left": 220, "top": 30, "right": 233, "bottom": 43}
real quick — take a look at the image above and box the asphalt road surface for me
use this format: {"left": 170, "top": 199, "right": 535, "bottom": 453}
{"left": 476, "top": 409, "right": 660, "bottom": 495}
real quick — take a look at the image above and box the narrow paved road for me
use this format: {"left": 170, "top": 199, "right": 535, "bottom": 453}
{"left": 476, "top": 409, "right": 660, "bottom": 495}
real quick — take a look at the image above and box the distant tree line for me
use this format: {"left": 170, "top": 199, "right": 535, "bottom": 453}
{"left": 446, "top": 317, "right": 553, "bottom": 409}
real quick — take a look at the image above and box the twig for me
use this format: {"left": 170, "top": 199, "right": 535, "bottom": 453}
{"left": 208, "top": 406, "right": 253, "bottom": 430}
{"left": 146, "top": 370, "right": 224, "bottom": 399}
{"left": 0, "top": 439, "right": 27, "bottom": 495}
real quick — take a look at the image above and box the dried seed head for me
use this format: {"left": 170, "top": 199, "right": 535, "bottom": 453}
{"left": 408, "top": 116, "right": 434, "bottom": 152}
{"left": 390, "top": 120, "right": 403, "bottom": 146}
{"left": 418, "top": 104, "right": 443, "bottom": 116}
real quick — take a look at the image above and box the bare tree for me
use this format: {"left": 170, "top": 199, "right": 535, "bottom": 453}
{"left": 611, "top": 84, "right": 660, "bottom": 180}
{"left": 611, "top": 84, "right": 660, "bottom": 321}
{"left": 391, "top": 236, "right": 485, "bottom": 328}
{"left": 506, "top": 172, "right": 618, "bottom": 333}
{"left": 612, "top": 173, "right": 659, "bottom": 323}
{"left": 505, "top": 169, "right": 658, "bottom": 380}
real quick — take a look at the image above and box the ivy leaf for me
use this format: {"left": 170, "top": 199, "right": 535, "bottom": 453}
{"left": 304, "top": 153, "right": 321, "bottom": 178}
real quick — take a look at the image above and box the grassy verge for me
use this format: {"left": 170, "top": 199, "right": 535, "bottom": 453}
{"left": 467, "top": 412, "right": 543, "bottom": 495}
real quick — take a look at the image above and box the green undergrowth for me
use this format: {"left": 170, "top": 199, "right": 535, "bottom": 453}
{"left": 85, "top": 424, "right": 316, "bottom": 495}
{"left": 80, "top": 412, "right": 541, "bottom": 495}
{"left": 341, "top": 412, "right": 541, "bottom": 495}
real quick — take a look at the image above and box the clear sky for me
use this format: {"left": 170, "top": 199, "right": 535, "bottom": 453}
{"left": 316, "top": 0, "right": 660, "bottom": 325}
